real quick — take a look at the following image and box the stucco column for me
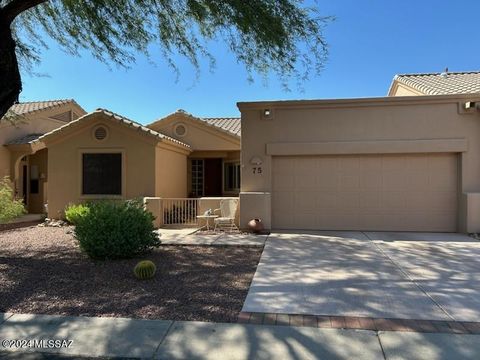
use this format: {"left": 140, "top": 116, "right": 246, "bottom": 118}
{"left": 144, "top": 197, "right": 163, "bottom": 228}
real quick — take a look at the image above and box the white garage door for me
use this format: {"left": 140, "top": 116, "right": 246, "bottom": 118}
{"left": 272, "top": 153, "right": 458, "bottom": 232}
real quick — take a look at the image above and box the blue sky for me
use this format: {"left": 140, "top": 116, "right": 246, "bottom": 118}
{"left": 20, "top": 0, "right": 480, "bottom": 124}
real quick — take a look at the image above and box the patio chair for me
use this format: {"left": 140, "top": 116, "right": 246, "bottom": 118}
{"left": 213, "top": 199, "right": 239, "bottom": 232}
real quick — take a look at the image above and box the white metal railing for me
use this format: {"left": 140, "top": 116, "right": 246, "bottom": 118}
{"left": 162, "top": 198, "right": 199, "bottom": 226}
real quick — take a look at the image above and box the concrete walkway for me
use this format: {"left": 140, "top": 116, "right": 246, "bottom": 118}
{"left": 1, "top": 313, "right": 479, "bottom": 359}
{"left": 157, "top": 229, "right": 268, "bottom": 246}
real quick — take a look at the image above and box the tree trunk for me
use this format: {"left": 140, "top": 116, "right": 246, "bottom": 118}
{"left": 0, "top": 18, "right": 21, "bottom": 120}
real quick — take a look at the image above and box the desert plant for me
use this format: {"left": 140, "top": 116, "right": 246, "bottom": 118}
{"left": 74, "top": 199, "right": 160, "bottom": 259}
{"left": 0, "top": 177, "right": 26, "bottom": 224}
{"left": 65, "top": 203, "right": 90, "bottom": 225}
{"left": 133, "top": 260, "right": 157, "bottom": 280}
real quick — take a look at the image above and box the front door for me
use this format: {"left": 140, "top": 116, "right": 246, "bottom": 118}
{"left": 22, "top": 165, "right": 28, "bottom": 205}
{"left": 204, "top": 158, "right": 222, "bottom": 196}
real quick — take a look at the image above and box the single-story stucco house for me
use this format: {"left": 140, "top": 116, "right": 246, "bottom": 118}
{"left": 2, "top": 70, "right": 480, "bottom": 233}
{"left": 0, "top": 102, "right": 241, "bottom": 221}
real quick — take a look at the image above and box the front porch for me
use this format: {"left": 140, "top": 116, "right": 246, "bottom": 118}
{"left": 144, "top": 197, "right": 240, "bottom": 229}
{"left": 188, "top": 151, "right": 240, "bottom": 198}
{"left": 6, "top": 139, "right": 48, "bottom": 215}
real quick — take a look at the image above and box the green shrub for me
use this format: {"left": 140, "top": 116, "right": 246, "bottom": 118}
{"left": 74, "top": 199, "right": 160, "bottom": 259}
{"left": 65, "top": 203, "right": 90, "bottom": 225}
{"left": 133, "top": 260, "right": 157, "bottom": 279}
{"left": 0, "top": 177, "right": 26, "bottom": 224}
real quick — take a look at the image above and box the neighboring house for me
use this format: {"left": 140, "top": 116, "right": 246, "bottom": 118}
{"left": 0, "top": 100, "right": 86, "bottom": 213}
{"left": 388, "top": 71, "right": 480, "bottom": 96}
{"left": 1, "top": 105, "right": 240, "bottom": 219}
{"left": 240, "top": 71, "right": 480, "bottom": 233}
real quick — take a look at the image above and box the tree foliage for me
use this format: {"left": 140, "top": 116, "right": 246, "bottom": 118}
{"left": 12, "top": 0, "right": 330, "bottom": 81}
{"left": 0, "top": 0, "right": 331, "bottom": 120}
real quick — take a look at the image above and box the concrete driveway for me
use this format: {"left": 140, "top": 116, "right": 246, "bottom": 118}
{"left": 242, "top": 231, "right": 480, "bottom": 321}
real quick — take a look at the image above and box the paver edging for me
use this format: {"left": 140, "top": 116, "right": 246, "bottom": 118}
{"left": 238, "top": 312, "right": 480, "bottom": 334}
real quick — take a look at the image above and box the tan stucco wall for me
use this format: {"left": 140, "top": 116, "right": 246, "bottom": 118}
{"left": 28, "top": 148, "right": 48, "bottom": 214}
{"left": 238, "top": 94, "right": 480, "bottom": 232}
{"left": 148, "top": 113, "right": 240, "bottom": 152}
{"left": 46, "top": 114, "right": 158, "bottom": 218}
{"left": 155, "top": 144, "right": 188, "bottom": 198}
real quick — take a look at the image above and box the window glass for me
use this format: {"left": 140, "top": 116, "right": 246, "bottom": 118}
{"left": 191, "top": 159, "right": 204, "bottom": 197}
{"left": 224, "top": 162, "right": 240, "bottom": 192}
{"left": 82, "top": 153, "right": 122, "bottom": 195}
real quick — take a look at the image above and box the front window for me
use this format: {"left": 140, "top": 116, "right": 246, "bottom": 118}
{"left": 191, "top": 159, "right": 204, "bottom": 197}
{"left": 82, "top": 153, "right": 122, "bottom": 195}
{"left": 224, "top": 162, "right": 241, "bottom": 192}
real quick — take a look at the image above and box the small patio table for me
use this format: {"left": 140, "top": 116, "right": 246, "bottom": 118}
{"left": 196, "top": 214, "right": 219, "bottom": 231}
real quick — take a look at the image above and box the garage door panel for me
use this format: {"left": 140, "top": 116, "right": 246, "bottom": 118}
{"left": 382, "top": 156, "right": 408, "bottom": 172}
{"left": 317, "top": 192, "right": 337, "bottom": 209}
{"left": 339, "top": 157, "right": 361, "bottom": 173}
{"left": 272, "top": 191, "right": 294, "bottom": 210}
{"left": 382, "top": 191, "right": 407, "bottom": 209}
{"left": 339, "top": 175, "right": 360, "bottom": 189}
{"left": 272, "top": 174, "right": 295, "bottom": 191}
{"left": 360, "top": 173, "right": 383, "bottom": 189}
{"left": 359, "top": 191, "right": 382, "bottom": 209}
{"left": 383, "top": 172, "right": 408, "bottom": 190}
{"left": 429, "top": 174, "right": 457, "bottom": 189}
{"left": 294, "top": 191, "right": 317, "bottom": 211}
{"left": 336, "top": 191, "right": 360, "bottom": 209}
{"left": 272, "top": 154, "right": 458, "bottom": 232}
{"left": 406, "top": 156, "right": 429, "bottom": 170}
{"left": 405, "top": 172, "right": 430, "bottom": 190}
{"left": 295, "top": 175, "right": 317, "bottom": 189}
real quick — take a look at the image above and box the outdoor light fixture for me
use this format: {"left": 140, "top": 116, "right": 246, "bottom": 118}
{"left": 261, "top": 108, "right": 274, "bottom": 120}
{"left": 464, "top": 101, "right": 477, "bottom": 110}
{"left": 250, "top": 157, "right": 263, "bottom": 165}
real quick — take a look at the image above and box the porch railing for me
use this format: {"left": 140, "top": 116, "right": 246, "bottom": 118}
{"left": 162, "top": 198, "right": 199, "bottom": 226}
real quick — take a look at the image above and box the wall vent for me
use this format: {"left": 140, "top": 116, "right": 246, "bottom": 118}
{"left": 94, "top": 126, "right": 108, "bottom": 141}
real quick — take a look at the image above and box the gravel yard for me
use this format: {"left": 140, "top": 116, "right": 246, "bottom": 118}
{"left": 0, "top": 226, "right": 262, "bottom": 322}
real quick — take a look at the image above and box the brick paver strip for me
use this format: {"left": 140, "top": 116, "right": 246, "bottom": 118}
{"left": 330, "top": 316, "right": 347, "bottom": 329}
{"left": 447, "top": 321, "right": 469, "bottom": 334}
{"left": 237, "top": 312, "right": 251, "bottom": 324}
{"left": 413, "top": 320, "right": 438, "bottom": 333}
{"left": 290, "top": 315, "right": 304, "bottom": 327}
{"left": 373, "top": 318, "right": 398, "bottom": 331}
{"left": 303, "top": 315, "right": 317, "bottom": 327}
{"left": 432, "top": 321, "right": 454, "bottom": 333}
{"left": 462, "top": 322, "right": 480, "bottom": 334}
{"left": 263, "top": 313, "right": 277, "bottom": 325}
{"left": 400, "top": 319, "right": 422, "bottom": 332}
{"left": 276, "top": 314, "right": 290, "bottom": 326}
{"left": 345, "top": 317, "right": 363, "bottom": 329}
{"left": 249, "top": 313, "right": 264, "bottom": 325}
{"left": 358, "top": 317, "right": 377, "bottom": 330}
{"left": 238, "top": 312, "right": 480, "bottom": 334}
{"left": 316, "top": 316, "right": 332, "bottom": 328}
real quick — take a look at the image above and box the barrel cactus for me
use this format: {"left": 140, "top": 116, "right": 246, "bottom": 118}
{"left": 133, "top": 260, "right": 156, "bottom": 280}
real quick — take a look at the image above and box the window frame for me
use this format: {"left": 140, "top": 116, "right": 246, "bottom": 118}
{"left": 191, "top": 158, "right": 204, "bottom": 197}
{"left": 79, "top": 149, "right": 126, "bottom": 199}
{"left": 223, "top": 160, "right": 241, "bottom": 194}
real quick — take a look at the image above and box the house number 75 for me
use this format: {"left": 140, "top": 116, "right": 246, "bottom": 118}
{"left": 253, "top": 167, "right": 263, "bottom": 174}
